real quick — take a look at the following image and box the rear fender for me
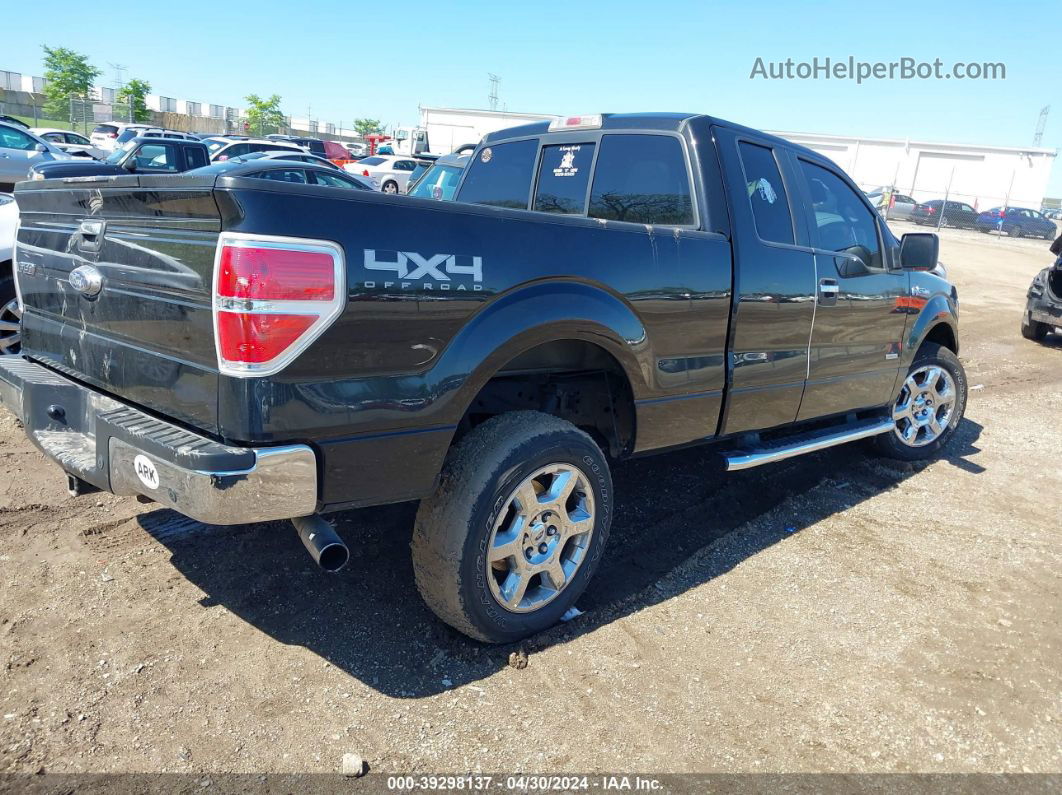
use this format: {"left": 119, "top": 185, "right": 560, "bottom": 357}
{"left": 434, "top": 280, "right": 651, "bottom": 427}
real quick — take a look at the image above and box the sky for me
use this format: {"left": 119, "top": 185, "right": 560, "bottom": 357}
{"left": 7, "top": 0, "right": 1062, "bottom": 192}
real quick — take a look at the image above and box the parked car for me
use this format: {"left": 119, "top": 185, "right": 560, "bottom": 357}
{"left": 911, "top": 199, "right": 979, "bottom": 229}
{"left": 405, "top": 151, "right": 469, "bottom": 200}
{"left": 4, "top": 111, "right": 965, "bottom": 643}
{"left": 866, "top": 190, "right": 917, "bottom": 221}
{"left": 0, "top": 122, "right": 73, "bottom": 191}
{"left": 344, "top": 141, "right": 368, "bottom": 158}
{"left": 0, "top": 192, "right": 18, "bottom": 356}
{"left": 116, "top": 128, "right": 200, "bottom": 148}
{"left": 285, "top": 137, "right": 328, "bottom": 157}
{"left": 975, "top": 207, "right": 1057, "bottom": 239}
{"left": 344, "top": 154, "right": 419, "bottom": 193}
{"left": 29, "top": 136, "right": 210, "bottom": 180}
{"left": 90, "top": 122, "right": 154, "bottom": 152}
{"left": 228, "top": 150, "right": 341, "bottom": 170}
{"left": 185, "top": 158, "right": 374, "bottom": 190}
{"left": 203, "top": 136, "right": 304, "bottom": 161}
{"left": 1022, "top": 259, "right": 1062, "bottom": 340}
{"left": 30, "top": 128, "right": 107, "bottom": 160}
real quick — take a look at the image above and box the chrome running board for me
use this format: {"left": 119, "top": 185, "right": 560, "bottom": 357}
{"left": 722, "top": 418, "right": 894, "bottom": 472}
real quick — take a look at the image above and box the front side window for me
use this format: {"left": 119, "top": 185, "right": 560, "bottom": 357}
{"left": 533, "top": 143, "right": 595, "bottom": 214}
{"left": 737, "top": 141, "right": 794, "bottom": 244}
{"left": 408, "top": 164, "right": 464, "bottom": 200}
{"left": 799, "top": 160, "right": 882, "bottom": 269}
{"left": 133, "top": 143, "right": 178, "bottom": 171}
{"left": 588, "top": 135, "right": 693, "bottom": 225}
{"left": 312, "top": 171, "right": 365, "bottom": 189}
{"left": 459, "top": 138, "right": 538, "bottom": 209}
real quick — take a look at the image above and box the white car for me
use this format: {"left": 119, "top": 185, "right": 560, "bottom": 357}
{"left": 344, "top": 141, "right": 368, "bottom": 157}
{"left": 343, "top": 155, "right": 418, "bottom": 193}
{"left": 0, "top": 192, "right": 20, "bottom": 355}
{"left": 90, "top": 122, "right": 154, "bottom": 152}
{"left": 202, "top": 137, "right": 304, "bottom": 162}
{"left": 31, "top": 128, "right": 107, "bottom": 160}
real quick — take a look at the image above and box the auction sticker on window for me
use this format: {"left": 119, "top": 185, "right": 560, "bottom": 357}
{"left": 552, "top": 145, "right": 584, "bottom": 177}
{"left": 133, "top": 454, "right": 159, "bottom": 490}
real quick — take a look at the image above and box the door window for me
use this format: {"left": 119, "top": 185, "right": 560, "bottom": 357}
{"left": 737, "top": 141, "right": 794, "bottom": 244}
{"left": 533, "top": 143, "right": 595, "bottom": 214}
{"left": 134, "top": 143, "right": 179, "bottom": 171}
{"left": 185, "top": 147, "right": 208, "bottom": 170}
{"left": 458, "top": 138, "right": 538, "bottom": 209}
{"left": 588, "top": 135, "right": 693, "bottom": 225}
{"left": 0, "top": 127, "right": 37, "bottom": 151}
{"left": 799, "top": 160, "right": 883, "bottom": 269}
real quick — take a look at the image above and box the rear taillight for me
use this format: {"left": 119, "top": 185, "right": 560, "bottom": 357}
{"left": 362, "top": 169, "right": 370, "bottom": 177}
{"left": 108, "top": 133, "right": 117, "bottom": 138}
{"left": 212, "top": 233, "right": 345, "bottom": 376}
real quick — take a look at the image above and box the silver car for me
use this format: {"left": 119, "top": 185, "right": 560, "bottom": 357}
{"left": 0, "top": 123, "right": 73, "bottom": 189}
{"left": 867, "top": 189, "right": 917, "bottom": 222}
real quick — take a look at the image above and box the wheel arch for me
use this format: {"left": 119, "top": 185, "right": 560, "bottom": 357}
{"left": 904, "top": 294, "right": 959, "bottom": 364}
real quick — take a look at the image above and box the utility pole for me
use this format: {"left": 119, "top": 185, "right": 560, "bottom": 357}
{"left": 488, "top": 73, "right": 499, "bottom": 112}
{"left": 108, "top": 62, "right": 128, "bottom": 124}
{"left": 1033, "top": 105, "right": 1050, "bottom": 147}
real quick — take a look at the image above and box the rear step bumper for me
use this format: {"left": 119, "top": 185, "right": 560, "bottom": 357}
{"left": 0, "top": 357, "right": 317, "bottom": 525}
{"left": 722, "top": 418, "right": 895, "bottom": 471}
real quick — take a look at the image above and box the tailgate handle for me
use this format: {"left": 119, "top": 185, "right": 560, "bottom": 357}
{"left": 78, "top": 219, "right": 105, "bottom": 252}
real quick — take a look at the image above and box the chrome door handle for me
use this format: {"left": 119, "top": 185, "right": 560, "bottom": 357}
{"left": 819, "top": 280, "right": 840, "bottom": 295}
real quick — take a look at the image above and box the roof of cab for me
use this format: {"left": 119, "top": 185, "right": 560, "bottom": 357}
{"left": 480, "top": 111, "right": 826, "bottom": 162}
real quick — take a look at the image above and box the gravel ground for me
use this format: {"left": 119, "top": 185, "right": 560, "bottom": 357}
{"left": 0, "top": 223, "right": 1059, "bottom": 778}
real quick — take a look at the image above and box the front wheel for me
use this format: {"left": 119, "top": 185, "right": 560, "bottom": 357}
{"left": 875, "top": 342, "right": 967, "bottom": 461}
{"left": 412, "top": 411, "right": 612, "bottom": 643}
{"left": 1021, "top": 311, "right": 1049, "bottom": 341}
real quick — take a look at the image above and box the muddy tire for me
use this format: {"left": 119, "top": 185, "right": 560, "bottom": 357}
{"left": 1021, "top": 311, "right": 1049, "bottom": 341}
{"left": 875, "top": 342, "right": 967, "bottom": 461}
{"left": 412, "top": 411, "right": 612, "bottom": 643}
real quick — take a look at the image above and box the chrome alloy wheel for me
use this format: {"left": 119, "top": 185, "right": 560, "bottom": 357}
{"left": 892, "top": 365, "right": 956, "bottom": 447}
{"left": 0, "top": 297, "right": 21, "bottom": 356}
{"left": 486, "top": 463, "right": 595, "bottom": 613}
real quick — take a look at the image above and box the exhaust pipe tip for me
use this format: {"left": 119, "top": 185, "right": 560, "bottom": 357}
{"left": 292, "top": 515, "right": 350, "bottom": 572}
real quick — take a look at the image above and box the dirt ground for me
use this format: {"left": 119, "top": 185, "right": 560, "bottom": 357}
{"left": 0, "top": 222, "right": 1059, "bottom": 778}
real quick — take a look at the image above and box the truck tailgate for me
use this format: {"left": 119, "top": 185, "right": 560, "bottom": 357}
{"left": 14, "top": 175, "right": 223, "bottom": 434}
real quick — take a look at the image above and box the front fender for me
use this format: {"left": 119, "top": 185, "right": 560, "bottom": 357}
{"left": 903, "top": 291, "right": 959, "bottom": 367}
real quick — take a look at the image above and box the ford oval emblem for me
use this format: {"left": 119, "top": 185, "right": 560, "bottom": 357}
{"left": 69, "top": 264, "right": 103, "bottom": 297}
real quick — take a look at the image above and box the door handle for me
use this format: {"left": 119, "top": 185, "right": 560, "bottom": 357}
{"left": 819, "top": 278, "right": 840, "bottom": 305}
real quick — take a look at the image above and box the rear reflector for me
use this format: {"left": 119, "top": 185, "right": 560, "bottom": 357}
{"left": 212, "top": 233, "right": 345, "bottom": 377}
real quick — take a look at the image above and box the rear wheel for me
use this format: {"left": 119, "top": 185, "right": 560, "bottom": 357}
{"left": 1021, "top": 311, "right": 1049, "bottom": 341}
{"left": 0, "top": 274, "right": 21, "bottom": 356}
{"left": 875, "top": 342, "right": 967, "bottom": 461}
{"left": 412, "top": 411, "right": 612, "bottom": 643}
{"left": 382, "top": 180, "right": 399, "bottom": 194}
{"left": 1011, "top": 225, "right": 1023, "bottom": 238}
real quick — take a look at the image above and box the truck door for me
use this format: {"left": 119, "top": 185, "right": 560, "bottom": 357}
{"left": 713, "top": 129, "right": 817, "bottom": 435}
{"left": 788, "top": 156, "right": 908, "bottom": 420}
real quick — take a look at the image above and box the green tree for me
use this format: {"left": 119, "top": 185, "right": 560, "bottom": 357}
{"left": 352, "top": 118, "right": 382, "bottom": 137}
{"left": 116, "top": 78, "right": 152, "bottom": 122}
{"left": 41, "top": 45, "right": 101, "bottom": 120}
{"left": 245, "top": 94, "right": 285, "bottom": 136}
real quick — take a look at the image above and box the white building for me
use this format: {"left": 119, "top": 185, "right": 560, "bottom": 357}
{"left": 769, "top": 130, "right": 1056, "bottom": 211}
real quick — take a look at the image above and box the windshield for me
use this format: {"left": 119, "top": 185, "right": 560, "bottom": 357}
{"left": 407, "top": 164, "right": 464, "bottom": 201}
{"left": 104, "top": 139, "right": 139, "bottom": 164}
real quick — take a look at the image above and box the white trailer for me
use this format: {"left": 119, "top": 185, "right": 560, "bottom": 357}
{"left": 414, "top": 107, "right": 559, "bottom": 155}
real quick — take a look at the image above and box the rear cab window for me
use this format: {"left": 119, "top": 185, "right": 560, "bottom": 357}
{"left": 533, "top": 143, "right": 595, "bottom": 214}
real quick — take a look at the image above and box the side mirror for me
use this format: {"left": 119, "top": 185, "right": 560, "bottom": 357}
{"left": 899, "top": 233, "right": 940, "bottom": 271}
{"left": 836, "top": 246, "right": 871, "bottom": 277}
{"left": 34, "top": 143, "right": 47, "bottom": 153}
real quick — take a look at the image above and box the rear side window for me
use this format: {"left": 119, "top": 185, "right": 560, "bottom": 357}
{"left": 185, "top": 147, "right": 208, "bottom": 169}
{"left": 459, "top": 138, "right": 538, "bottom": 209}
{"left": 533, "top": 143, "right": 595, "bottom": 214}
{"left": 588, "top": 135, "right": 693, "bottom": 225}
{"left": 737, "top": 142, "right": 794, "bottom": 244}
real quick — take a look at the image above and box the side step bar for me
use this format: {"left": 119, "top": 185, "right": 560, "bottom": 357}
{"left": 722, "top": 418, "right": 895, "bottom": 472}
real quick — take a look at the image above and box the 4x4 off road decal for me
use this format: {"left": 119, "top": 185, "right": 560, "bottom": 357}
{"left": 362, "top": 249, "right": 484, "bottom": 291}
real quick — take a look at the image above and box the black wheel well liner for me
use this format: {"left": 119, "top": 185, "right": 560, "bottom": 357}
{"left": 921, "top": 322, "right": 958, "bottom": 355}
{"left": 456, "top": 339, "right": 636, "bottom": 457}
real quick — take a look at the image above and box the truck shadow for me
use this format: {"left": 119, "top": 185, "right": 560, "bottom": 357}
{"left": 140, "top": 418, "right": 983, "bottom": 698}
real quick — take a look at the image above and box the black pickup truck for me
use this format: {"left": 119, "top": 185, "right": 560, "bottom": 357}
{"left": 1, "top": 112, "right": 965, "bottom": 642}
{"left": 28, "top": 136, "right": 210, "bottom": 180}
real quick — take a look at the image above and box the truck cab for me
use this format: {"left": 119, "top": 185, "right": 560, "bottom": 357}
{"left": 28, "top": 136, "right": 211, "bottom": 180}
